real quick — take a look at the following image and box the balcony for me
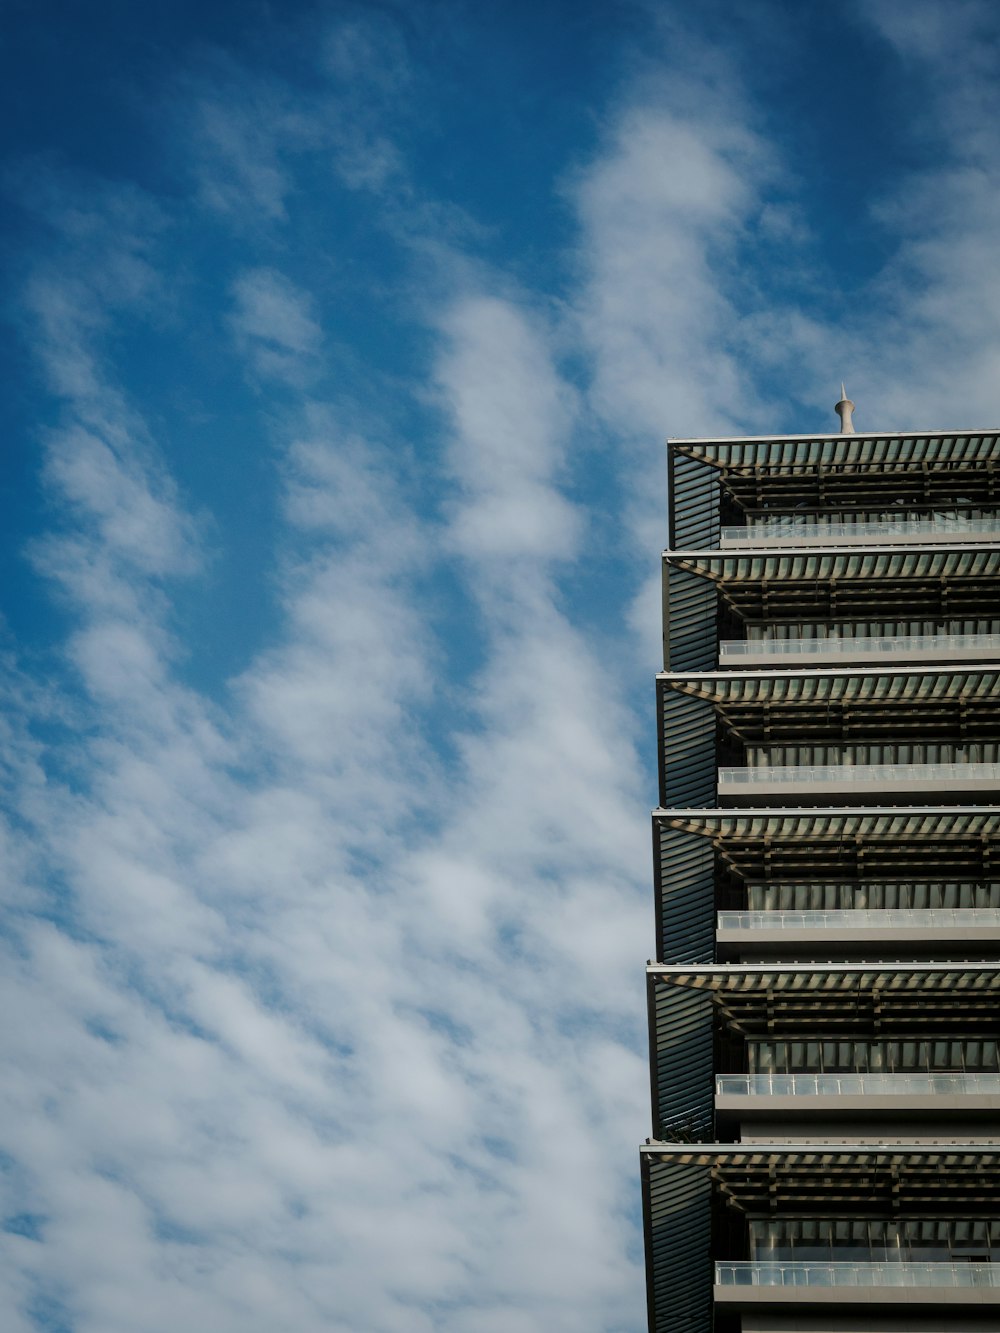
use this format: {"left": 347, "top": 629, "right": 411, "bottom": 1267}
{"left": 718, "top": 632, "right": 1000, "bottom": 667}
{"left": 715, "top": 908, "right": 1000, "bottom": 957}
{"left": 718, "top": 760, "right": 1000, "bottom": 804}
{"left": 720, "top": 518, "right": 1000, "bottom": 549}
{"left": 717, "top": 1073, "right": 1000, "bottom": 1096}
{"left": 718, "top": 908, "right": 1000, "bottom": 931}
{"left": 715, "top": 1071, "right": 1000, "bottom": 1120}
{"left": 714, "top": 1261, "right": 1000, "bottom": 1307}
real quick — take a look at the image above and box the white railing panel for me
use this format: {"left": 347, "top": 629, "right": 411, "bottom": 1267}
{"left": 717, "top": 908, "right": 1000, "bottom": 931}
{"left": 716, "top": 1260, "right": 1000, "bottom": 1289}
{"left": 716, "top": 1072, "right": 1000, "bottom": 1097}
{"left": 721, "top": 518, "right": 1000, "bottom": 548}
{"left": 718, "top": 761, "right": 1000, "bottom": 787}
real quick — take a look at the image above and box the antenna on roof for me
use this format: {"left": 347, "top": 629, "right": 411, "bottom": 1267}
{"left": 835, "top": 384, "right": 856, "bottom": 434}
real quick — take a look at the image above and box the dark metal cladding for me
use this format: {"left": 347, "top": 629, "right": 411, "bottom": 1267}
{"left": 654, "top": 822, "right": 715, "bottom": 964}
{"left": 643, "top": 1156, "right": 713, "bottom": 1333}
{"left": 648, "top": 978, "right": 714, "bottom": 1140}
{"left": 669, "top": 448, "right": 720, "bottom": 552}
{"left": 657, "top": 684, "right": 716, "bottom": 809}
{"left": 663, "top": 565, "right": 717, "bottom": 672}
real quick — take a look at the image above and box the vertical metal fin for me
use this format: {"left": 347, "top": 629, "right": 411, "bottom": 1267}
{"left": 644, "top": 1157, "right": 713, "bottom": 1333}
{"left": 659, "top": 686, "right": 716, "bottom": 809}
{"left": 664, "top": 566, "right": 718, "bottom": 672}
{"left": 656, "top": 823, "right": 716, "bottom": 963}
{"left": 651, "top": 982, "right": 715, "bottom": 1141}
{"left": 670, "top": 451, "right": 720, "bottom": 550}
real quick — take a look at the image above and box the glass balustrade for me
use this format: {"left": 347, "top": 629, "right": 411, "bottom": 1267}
{"left": 718, "top": 633, "right": 1000, "bottom": 661}
{"left": 718, "top": 761, "right": 1000, "bottom": 788}
{"left": 716, "top": 1261, "right": 1000, "bottom": 1289}
{"left": 720, "top": 518, "right": 1000, "bottom": 548}
{"left": 716, "top": 1072, "right": 1000, "bottom": 1096}
{"left": 717, "top": 908, "right": 1000, "bottom": 931}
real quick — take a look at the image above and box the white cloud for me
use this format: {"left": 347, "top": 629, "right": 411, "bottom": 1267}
{"left": 181, "top": 66, "right": 318, "bottom": 223}
{"left": 566, "top": 78, "right": 778, "bottom": 674}
{"left": 574, "top": 102, "right": 772, "bottom": 448}
{"left": 435, "top": 295, "right": 583, "bottom": 563}
{"left": 704, "top": 0, "right": 1000, "bottom": 435}
{"left": 3, "top": 150, "right": 652, "bottom": 1329}
{"left": 229, "top": 268, "right": 323, "bottom": 385}
{"left": 24, "top": 6, "right": 1000, "bottom": 1328}
{"left": 841, "top": 2, "right": 1000, "bottom": 428}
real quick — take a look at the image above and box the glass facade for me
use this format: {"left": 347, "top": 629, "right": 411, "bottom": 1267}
{"left": 749, "top": 1218, "right": 1000, "bottom": 1264}
{"left": 746, "top": 881, "right": 1000, "bottom": 910}
{"left": 747, "top": 1038, "right": 1000, "bottom": 1073}
{"left": 719, "top": 632, "right": 1000, "bottom": 659}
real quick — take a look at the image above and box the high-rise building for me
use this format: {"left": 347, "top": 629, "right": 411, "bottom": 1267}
{"left": 642, "top": 402, "right": 1000, "bottom": 1333}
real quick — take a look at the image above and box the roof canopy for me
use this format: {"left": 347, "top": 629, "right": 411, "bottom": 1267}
{"left": 669, "top": 430, "right": 1000, "bottom": 473}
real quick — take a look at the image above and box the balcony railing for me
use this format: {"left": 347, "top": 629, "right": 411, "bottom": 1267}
{"left": 720, "top": 518, "right": 1000, "bottom": 548}
{"left": 718, "top": 761, "right": 1000, "bottom": 791}
{"left": 716, "top": 1072, "right": 1000, "bottom": 1097}
{"left": 717, "top": 908, "right": 1000, "bottom": 931}
{"left": 718, "top": 632, "right": 1000, "bottom": 662}
{"left": 716, "top": 1261, "right": 1000, "bottom": 1289}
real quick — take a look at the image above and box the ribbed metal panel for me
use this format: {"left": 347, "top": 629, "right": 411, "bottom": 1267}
{"left": 662, "top": 805, "right": 1000, "bottom": 843}
{"left": 644, "top": 1157, "right": 713, "bottom": 1333}
{"left": 669, "top": 544, "right": 1000, "bottom": 583}
{"left": 669, "top": 545, "right": 1000, "bottom": 625}
{"left": 647, "top": 962, "right": 1000, "bottom": 1043}
{"left": 669, "top": 449, "right": 719, "bottom": 551}
{"left": 653, "top": 445, "right": 718, "bottom": 1333}
{"left": 656, "top": 823, "right": 715, "bottom": 963}
{"left": 664, "top": 666, "right": 1000, "bottom": 707}
{"left": 663, "top": 566, "right": 717, "bottom": 672}
{"left": 659, "top": 805, "right": 1000, "bottom": 885}
{"left": 669, "top": 430, "right": 1000, "bottom": 471}
{"left": 643, "top": 1140, "right": 1000, "bottom": 1210}
{"left": 661, "top": 666, "right": 1000, "bottom": 761}
{"left": 659, "top": 685, "right": 716, "bottom": 809}
{"left": 649, "top": 979, "right": 714, "bottom": 1140}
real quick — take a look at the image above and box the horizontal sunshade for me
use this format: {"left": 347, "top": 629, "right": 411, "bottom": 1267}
{"left": 665, "top": 545, "right": 1000, "bottom": 582}
{"left": 654, "top": 806, "right": 1000, "bottom": 892}
{"left": 659, "top": 666, "right": 1000, "bottom": 708}
{"left": 642, "top": 1143, "right": 1000, "bottom": 1210}
{"left": 657, "top": 667, "right": 1000, "bottom": 749}
{"left": 647, "top": 962, "right": 1000, "bottom": 1036}
{"left": 647, "top": 961, "right": 1000, "bottom": 993}
{"left": 643, "top": 1141, "right": 1000, "bottom": 1164}
{"left": 656, "top": 806, "right": 1000, "bottom": 842}
{"left": 668, "top": 430, "right": 1000, "bottom": 473}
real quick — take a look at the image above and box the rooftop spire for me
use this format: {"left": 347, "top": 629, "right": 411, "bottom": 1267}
{"left": 835, "top": 383, "right": 856, "bottom": 434}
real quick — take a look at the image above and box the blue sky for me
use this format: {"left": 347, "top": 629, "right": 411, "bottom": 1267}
{"left": 2, "top": 1, "right": 1000, "bottom": 1330}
